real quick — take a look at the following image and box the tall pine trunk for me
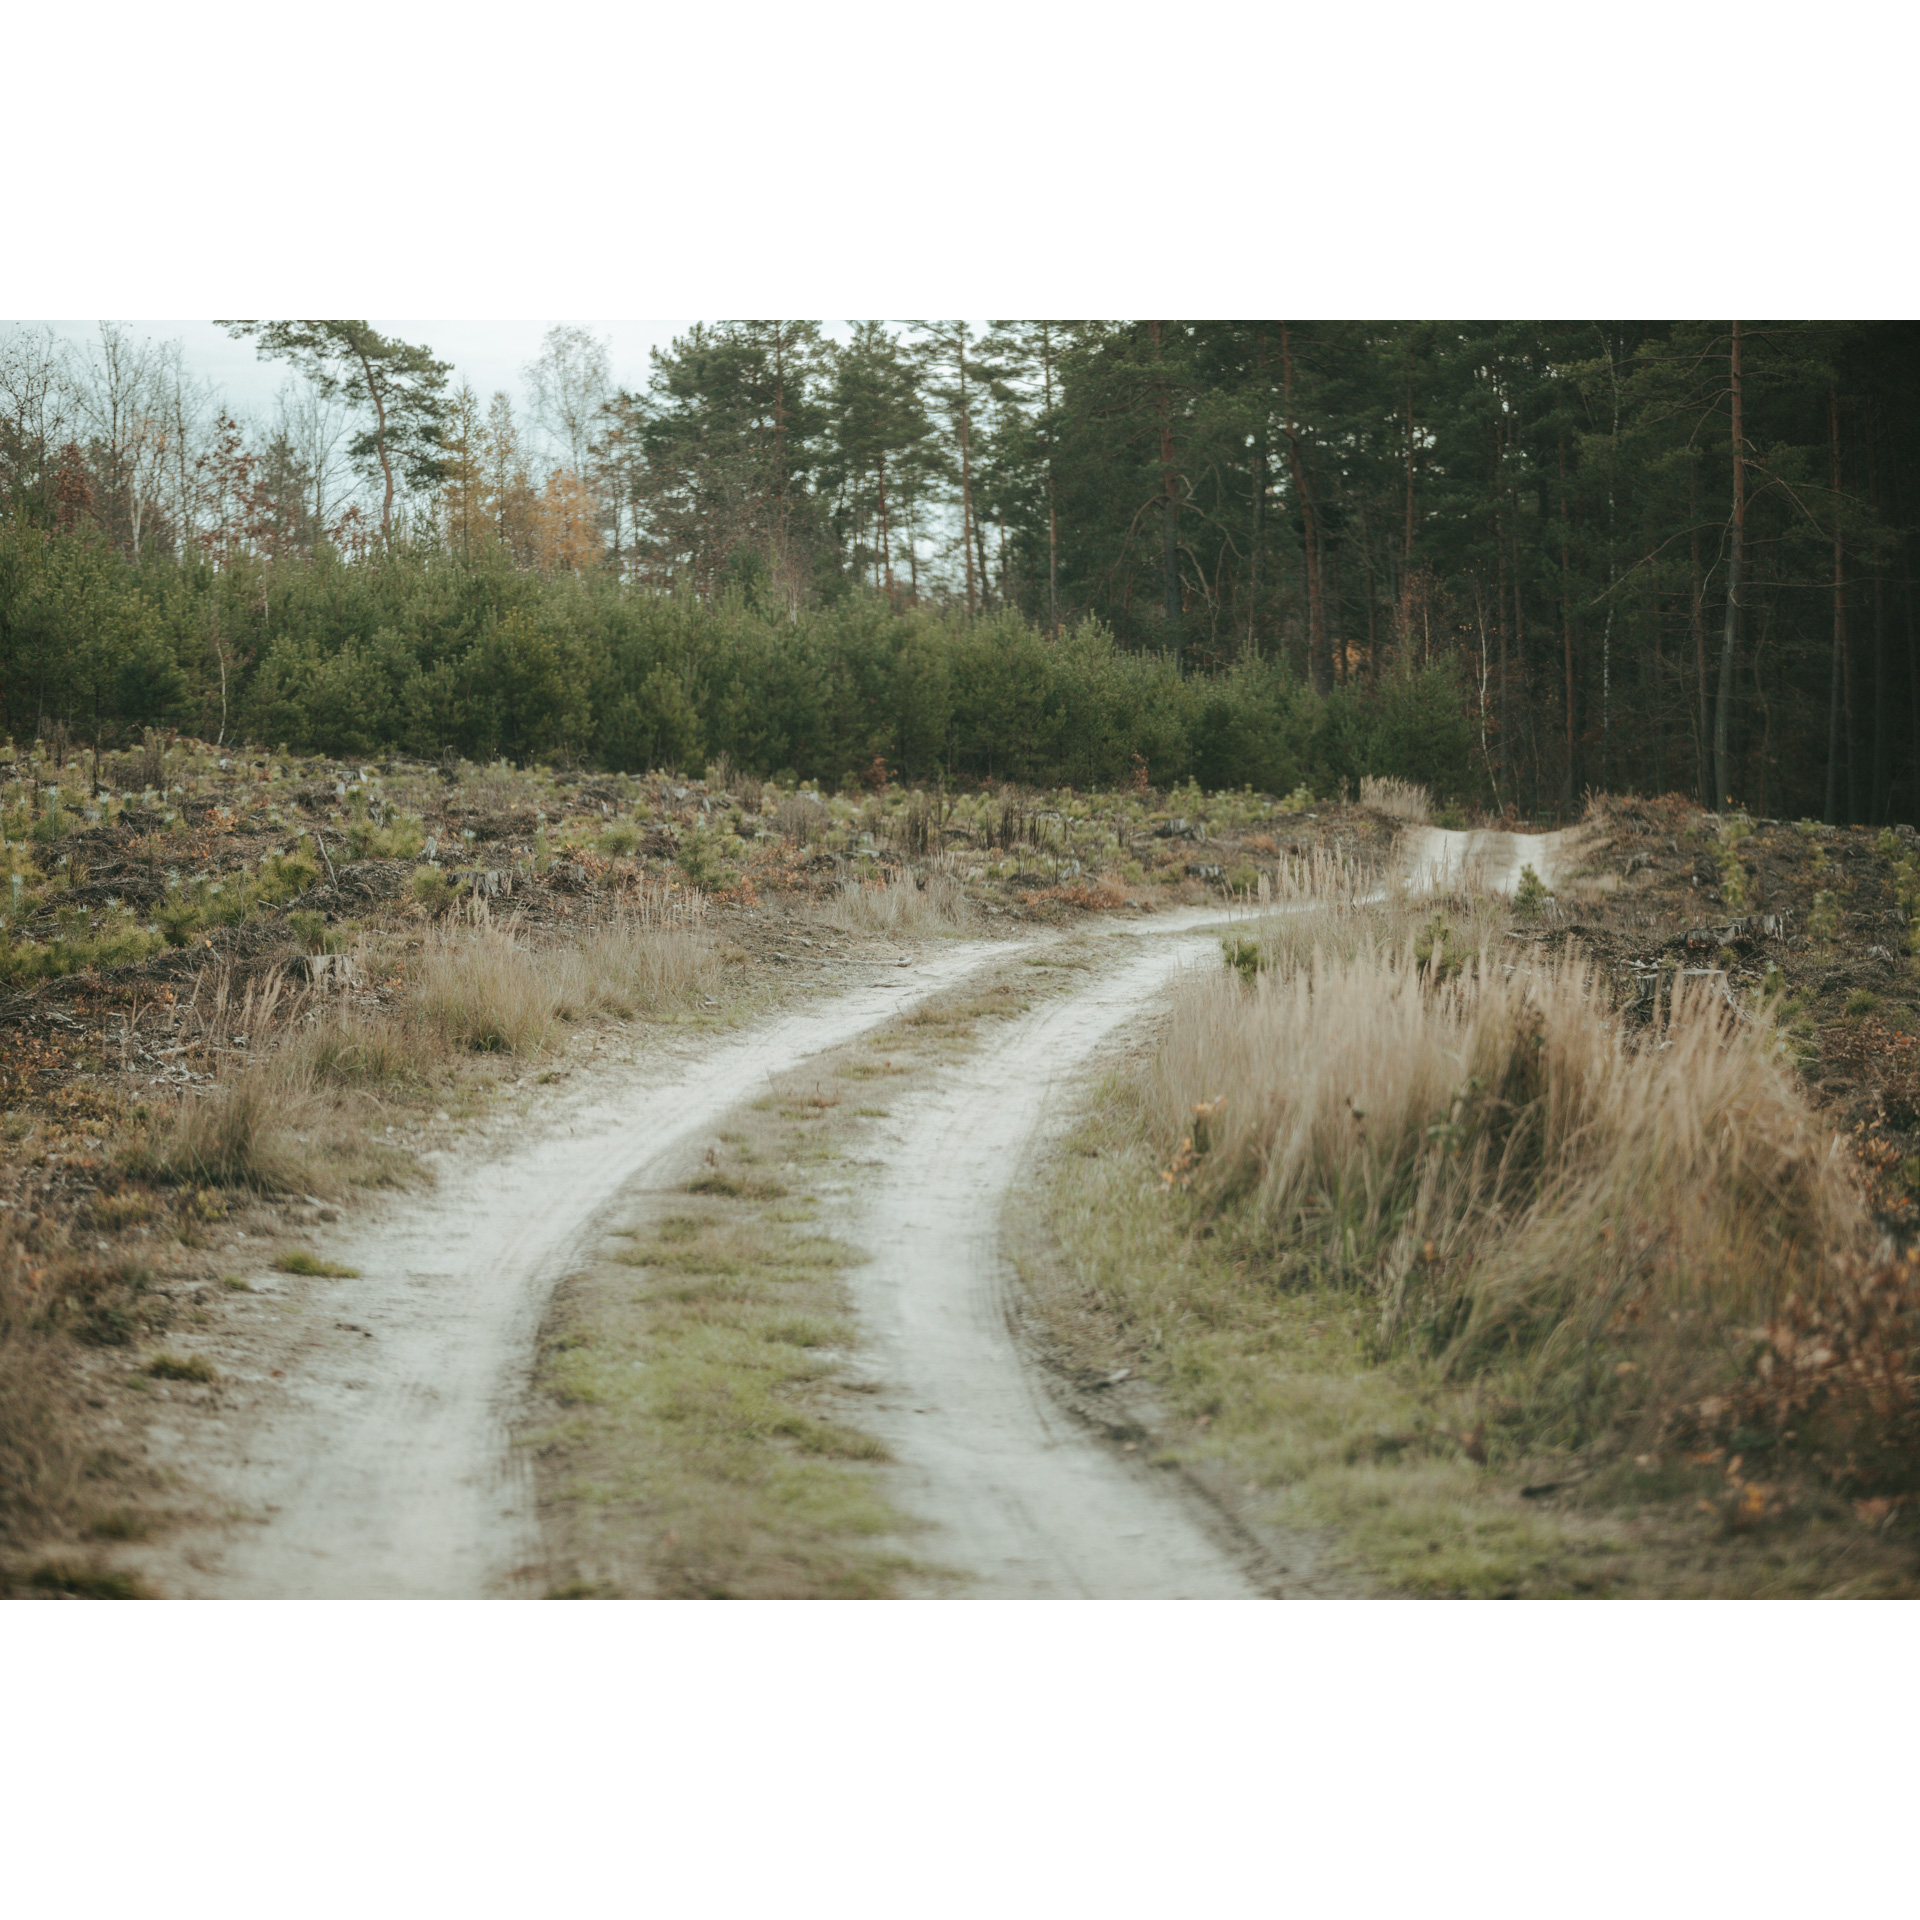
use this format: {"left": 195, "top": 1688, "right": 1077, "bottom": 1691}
{"left": 1871, "top": 418, "right": 1889, "bottom": 820}
{"left": 1249, "top": 330, "right": 1269, "bottom": 658}
{"left": 1403, "top": 348, "right": 1417, "bottom": 573}
{"left": 1042, "top": 327, "right": 1059, "bottom": 632}
{"left": 1511, "top": 509, "right": 1526, "bottom": 804}
{"left": 1713, "top": 321, "right": 1744, "bottom": 808}
{"left": 1826, "top": 385, "right": 1849, "bottom": 824}
{"left": 1248, "top": 432, "right": 1264, "bottom": 657}
{"left": 958, "top": 351, "right": 975, "bottom": 616}
{"left": 1493, "top": 426, "right": 1510, "bottom": 796}
{"left": 1690, "top": 464, "right": 1708, "bottom": 805}
{"left": 1281, "top": 324, "right": 1329, "bottom": 695}
{"left": 1150, "top": 322, "right": 1179, "bottom": 631}
{"left": 353, "top": 346, "right": 395, "bottom": 539}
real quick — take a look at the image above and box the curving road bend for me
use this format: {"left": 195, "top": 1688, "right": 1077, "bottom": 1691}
{"left": 134, "top": 834, "right": 1578, "bottom": 1600}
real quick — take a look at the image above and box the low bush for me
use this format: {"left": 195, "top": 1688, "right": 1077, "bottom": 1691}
{"left": 345, "top": 814, "right": 425, "bottom": 861}
{"left": 411, "top": 868, "right": 456, "bottom": 916}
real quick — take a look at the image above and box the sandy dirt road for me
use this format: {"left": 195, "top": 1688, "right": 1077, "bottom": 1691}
{"left": 150, "top": 912, "right": 1274, "bottom": 1599}
{"left": 1400, "top": 824, "right": 1581, "bottom": 896}
{"left": 137, "top": 830, "right": 1581, "bottom": 1600}
{"left": 840, "top": 927, "right": 1285, "bottom": 1597}
{"left": 148, "top": 942, "right": 1014, "bottom": 1598}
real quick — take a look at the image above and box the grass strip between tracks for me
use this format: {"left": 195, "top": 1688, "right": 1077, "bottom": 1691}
{"left": 522, "top": 952, "right": 1089, "bottom": 1598}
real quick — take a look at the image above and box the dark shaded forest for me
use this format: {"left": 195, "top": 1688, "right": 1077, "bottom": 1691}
{"left": 5, "top": 319, "right": 1917, "bottom": 816}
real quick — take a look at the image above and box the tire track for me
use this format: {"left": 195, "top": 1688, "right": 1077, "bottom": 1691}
{"left": 148, "top": 943, "right": 1016, "bottom": 1597}
{"left": 838, "top": 927, "right": 1268, "bottom": 1597}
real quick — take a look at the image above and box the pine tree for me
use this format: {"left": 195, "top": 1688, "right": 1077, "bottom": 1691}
{"left": 217, "top": 321, "right": 452, "bottom": 539}
{"left": 822, "top": 323, "right": 934, "bottom": 599}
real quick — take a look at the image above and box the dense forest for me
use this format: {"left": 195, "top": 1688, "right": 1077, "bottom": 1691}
{"left": 4, "top": 318, "right": 1917, "bottom": 817}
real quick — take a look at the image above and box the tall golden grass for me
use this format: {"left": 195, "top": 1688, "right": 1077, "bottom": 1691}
{"left": 415, "top": 896, "right": 720, "bottom": 1048}
{"left": 1148, "top": 922, "right": 1865, "bottom": 1434}
{"left": 822, "top": 868, "right": 972, "bottom": 934}
{"left": 1249, "top": 849, "right": 1493, "bottom": 961}
{"left": 1358, "top": 774, "right": 1432, "bottom": 822}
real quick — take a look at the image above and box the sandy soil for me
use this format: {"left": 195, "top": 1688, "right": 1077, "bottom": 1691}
{"left": 1400, "top": 824, "right": 1581, "bottom": 896}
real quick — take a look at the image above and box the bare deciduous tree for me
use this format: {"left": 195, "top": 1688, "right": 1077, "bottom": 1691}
{"left": 524, "top": 324, "right": 611, "bottom": 480}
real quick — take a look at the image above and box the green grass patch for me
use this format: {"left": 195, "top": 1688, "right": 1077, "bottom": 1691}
{"left": 143, "top": 1351, "right": 217, "bottom": 1382}
{"left": 528, "top": 1196, "right": 912, "bottom": 1598}
{"left": 23, "top": 1562, "right": 150, "bottom": 1599}
{"left": 273, "top": 1250, "right": 360, "bottom": 1277}
{"left": 687, "top": 1171, "right": 788, "bottom": 1201}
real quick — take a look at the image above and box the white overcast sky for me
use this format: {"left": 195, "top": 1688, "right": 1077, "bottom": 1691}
{"left": 24, "top": 319, "right": 907, "bottom": 443}
{"left": 31, "top": 318, "right": 726, "bottom": 421}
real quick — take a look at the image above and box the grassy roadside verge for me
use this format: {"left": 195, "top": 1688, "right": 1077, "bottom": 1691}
{"left": 1018, "top": 907, "right": 1920, "bottom": 1600}
{"left": 521, "top": 950, "right": 1088, "bottom": 1599}
{"left": 1025, "top": 1094, "right": 1920, "bottom": 1597}
{"left": 0, "top": 913, "right": 792, "bottom": 1594}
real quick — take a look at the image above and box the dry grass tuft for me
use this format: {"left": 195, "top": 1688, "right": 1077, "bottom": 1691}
{"left": 773, "top": 791, "right": 831, "bottom": 845}
{"left": 144, "top": 1350, "right": 217, "bottom": 1382}
{"left": 128, "top": 958, "right": 425, "bottom": 1195}
{"left": 565, "top": 909, "right": 722, "bottom": 1019}
{"left": 413, "top": 897, "right": 720, "bottom": 1052}
{"left": 1358, "top": 775, "right": 1432, "bottom": 822}
{"left": 281, "top": 999, "right": 445, "bottom": 1088}
{"left": 414, "top": 923, "right": 565, "bottom": 1054}
{"left": 822, "top": 867, "right": 972, "bottom": 934}
{"left": 1242, "top": 854, "right": 1498, "bottom": 973}
{"left": 137, "top": 1075, "right": 325, "bottom": 1193}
